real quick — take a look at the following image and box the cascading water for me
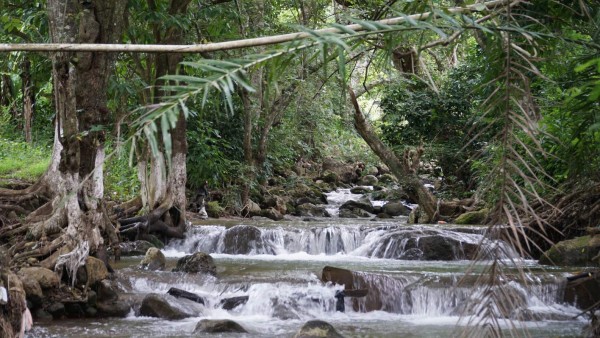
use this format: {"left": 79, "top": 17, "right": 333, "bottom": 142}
{"left": 28, "top": 202, "right": 587, "bottom": 337}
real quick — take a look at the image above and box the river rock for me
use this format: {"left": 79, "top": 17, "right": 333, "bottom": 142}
{"left": 85, "top": 256, "right": 109, "bottom": 286}
{"left": 96, "top": 299, "right": 131, "bottom": 318}
{"left": 18, "top": 267, "right": 59, "bottom": 290}
{"left": 454, "top": 209, "right": 488, "bottom": 225}
{"left": 20, "top": 277, "right": 43, "bottom": 307}
{"left": 167, "top": 287, "right": 205, "bottom": 305}
{"left": 358, "top": 175, "right": 378, "bottom": 186}
{"left": 562, "top": 272, "right": 600, "bottom": 310}
{"left": 408, "top": 206, "right": 431, "bottom": 224}
{"left": 139, "top": 293, "right": 189, "bottom": 320}
{"left": 539, "top": 235, "right": 600, "bottom": 266}
{"left": 378, "top": 173, "right": 397, "bottom": 185}
{"left": 382, "top": 202, "right": 410, "bottom": 216}
{"left": 34, "top": 309, "right": 53, "bottom": 321}
{"left": 295, "top": 203, "right": 331, "bottom": 217}
{"left": 340, "top": 200, "right": 374, "bottom": 214}
{"left": 321, "top": 266, "right": 354, "bottom": 289}
{"left": 338, "top": 209, "right": 359, "bottom": 218}
{"left": 293, "top": 320, "right": 344, "bottom": 338}
{"left": 140, "top": 247, "right": 166, "bottom": 271}
{"left": 245, "top": 199, "right": 262, "bottom": 216}
{"left": 223, "top": 225, "right": 269, "bottom": 255}
{"left": 119, "top": 240, "right": 156, "bottom": 256}
{"left": 321, "top": 170, "right": 339, "bottom": 184}
{"left": 47, "top": 302, "right": 66, "bottom": 319}
{"left": 97, "top": 279, "right": 119, "bottom": 302}
{"left": 350, "top": 186, "right": 371, "bottom": 194}
{"left": 64, "top": 302, "right": 85, "bottom": 318}
{"left": 371, "top": 233, "right": 478, "bottom": 260}
{"left": 220, "top": 295, "right": 249, "bottom": 310}
{"left": 261, "top": 207, "right": 284, "bottom": 221}
{"left": 173, "top": 252, "right": 216, "bottom": 275}
{"left": 194, "top": 319, "right": 247, "bottom": 333}
{"left": 264, "top": 195, "right": 288, "bottom": 215}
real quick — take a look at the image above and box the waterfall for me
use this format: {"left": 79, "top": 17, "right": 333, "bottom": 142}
{"left": 166, "top": 223, "right": 516, "bottom": 260}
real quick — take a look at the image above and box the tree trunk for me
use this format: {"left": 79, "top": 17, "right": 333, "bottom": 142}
{"left": 128, "top": 0, "right": 191, "bottom": 240}
{"left": 20, "top": 58, "right": 34, "bottom": 143}
{"left": 2, "top": 0, "right": 128, "bottom": 267}
{"left": 348, "top": 88, "right": 438, "bottom": 222}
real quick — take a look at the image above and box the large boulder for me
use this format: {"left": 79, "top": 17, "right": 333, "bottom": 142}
{"left": 173, "top": 252, "right": 216, "bottom": 275}
{"left": 539, "top": 235, "right": 600, "bottom": 266}
{"left": 139, "top": 247, "right": 166, "bottom": 271}
{"left": 264, "top": 195, "right": 288, "bottom": 215}
{"left": 96, "top": 300, "right": 131, "bottom": 318}
{"left": 85, "top": 256, "right": 109, "bottom": 286}
{"left": 261, "top": 207, "right": 284, "bottom": 221}
{"left": 339, "top": 208, "right": 370, "bottom": 218}
{"left": 382, "top": 202, "right": 410, "bottom": 216}
{"left": 358, "top": 175, "right": 378, "bottom": 186}
{"left": 293, "top": 320, "right": 344, "bottom": 338}
{"left": 245, "top": 199, "right": 262, "bottom": 216}
{"left": 340, "top": 200, "right": 374, "bottom": 214}
{"left": 20, "top": 277, "right": 43, "bottom": 307}
{"left": 139, "top": 294, "right": 190, "bottom": 320}
{"left": 378, "top": 173, "right": 397, "bottom": 185}
{"left": 295, "top": 203, "right": 331, "bottom": 217}
{"left": 370, "top": 232, "right": 479, "bottom": 261}
{"left": 454, "top": 209, "right": 488, "bottom": 225}
{"left": 223, "top": 225, "right": 269, "bottom": 255}
{"left": 194, "top": 319, "right": 247, "bottom": 333}
{"left": 17, "top": 267, "right": 59, "bottom": 290}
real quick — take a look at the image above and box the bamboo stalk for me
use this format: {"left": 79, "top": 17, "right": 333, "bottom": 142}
{"left": 0, "top": 0, "right": 510, "bottom": 53}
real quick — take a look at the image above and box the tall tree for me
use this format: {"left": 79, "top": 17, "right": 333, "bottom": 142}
{"left": 0, "top": 0, "right": 126, "bottom": 273}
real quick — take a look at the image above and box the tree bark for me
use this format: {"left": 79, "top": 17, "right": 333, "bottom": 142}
{"left": 20, "top": 58, "right": 34, "bottom": 143}
{"left": 131, "top": 0, "right": 191, "bottom": 237}
{"left": 16, "top": 0, "right": 128, "bottom": 264}
{"left": 348, "top": 88, "right": 438, "bottom": 222}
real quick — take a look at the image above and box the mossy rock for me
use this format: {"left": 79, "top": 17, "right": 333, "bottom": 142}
{"left": 321, "top": 170, "right": 339, "bottom": 184}
{"left": 206, "top": 201, "right": 225, "bottom": 218}
{"left": 454, "top": 209, "right": 488, "bottom": 225}
{"left": 539, "top": 235, "right": 600, "bottom": 266}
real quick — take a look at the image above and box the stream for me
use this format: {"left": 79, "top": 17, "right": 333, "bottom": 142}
{"left": 26, "top": 189, "right": 587, "bottom": 337}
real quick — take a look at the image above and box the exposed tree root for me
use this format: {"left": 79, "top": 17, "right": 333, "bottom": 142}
{"left": 522, "top": 181, "right": 600, "bottom": 257}
{"left": 117, "top": 194, "right": 186, "bottom": 245}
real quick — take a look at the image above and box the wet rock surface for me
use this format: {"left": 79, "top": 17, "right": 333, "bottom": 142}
{"left": 173, "top": 252, "right": 216, "bottom": 275}
{"left": 139, "top": 247, "right": 166, "bottom": 271}
{"left": 293, "top": 320, "right": 345, "bottom": 338}
{"left": 194, "top": 319, "right": 247, "bottom": 333}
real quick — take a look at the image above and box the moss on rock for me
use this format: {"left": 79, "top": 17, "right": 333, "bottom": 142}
{"left": 454, "top": 209, "right": 488, "bottom": 225}
{"left": 539, "top": 235, "right": 600, "bottom": 266}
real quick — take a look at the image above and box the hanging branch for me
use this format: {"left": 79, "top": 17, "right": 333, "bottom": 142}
{"left": 0, "top": 0, "right": 511, "bottom": 53}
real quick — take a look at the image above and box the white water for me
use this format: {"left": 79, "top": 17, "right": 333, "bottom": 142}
{"left": 27, "top": 188, "right": 587, "bottom": 337}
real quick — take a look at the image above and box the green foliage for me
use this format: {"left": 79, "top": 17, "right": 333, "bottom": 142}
{"left": 186, "top": 118, "right": 243, "bottom": 189}
{"left": 0, "top": 139, "right": 49, "bottom": 180}
{"left": 379, "top": 63, "right": 483, "bottom": 193}
{"left": 104, "top": 141, "right": 140, "bottom": 201}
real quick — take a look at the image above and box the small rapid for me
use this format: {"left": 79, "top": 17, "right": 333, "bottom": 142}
{"left": 26, "top": 188, "right": 587, "bottom": 338}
